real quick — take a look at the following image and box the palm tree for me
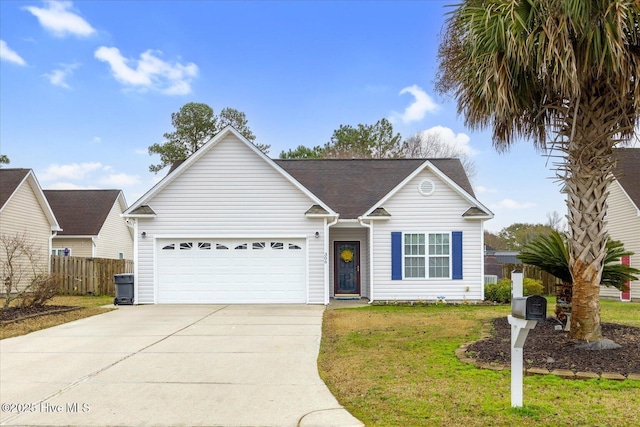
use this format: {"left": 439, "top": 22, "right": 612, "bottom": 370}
{"left": 437, "top": 0, "right": 640, "bottom": 341}
{"left": 518, "top": 231, "right": 639, "bottom": 323}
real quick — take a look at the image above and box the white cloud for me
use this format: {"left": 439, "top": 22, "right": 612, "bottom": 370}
{"left": 24, "top": 1, "right": 95, "bottom": 38}
{"left": 0, "top": 40, "right": 27, "bottom": 66}
{"left": 91, "top": 136, "right": 101, "bottom": 144}
{"left": 40, "top": 162, "right": 103, "bottom": 181}
{"left": 490, "top": 198, "right": 536, "bottom": 210}
{"left": 475, "top": 185, "right": 497, "bottom": 194}
{"left": 420, "top": 126, "right": 477, "bottom": 156}
{"left": 45, "top": 182, "right": 95, "bottom": 190}
{"left": 99, "top": 173, "right": 140, "bottom": 187}
{"left": 94, "top": 46, "right": 198, "bottom": 95}
{"left": 396, "top": 85, "right": 438, "bottom": 123}
{"left": 43, "top": 63, "right": 79, "bottom": 88}
{"left": 134, "top": 148, "right": 148, "bottom": 155}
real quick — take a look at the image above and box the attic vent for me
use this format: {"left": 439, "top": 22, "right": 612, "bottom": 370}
{"left": 418, "top": 179, "right": 435, "bottom": 196}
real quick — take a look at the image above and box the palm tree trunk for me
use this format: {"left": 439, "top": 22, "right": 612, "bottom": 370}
{"left": 562, "top": 90, "right": 617, "bottom": 342}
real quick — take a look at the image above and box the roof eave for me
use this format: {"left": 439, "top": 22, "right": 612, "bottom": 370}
{"left": 359, "top": 215, "right": 391, "bottom": 221}
{"left": 122, "top": 213, "right": 157, "bottom": 219}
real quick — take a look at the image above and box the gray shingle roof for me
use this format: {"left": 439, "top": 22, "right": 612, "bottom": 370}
{"left": 613, "top": 148, "right": 640, "bottom": 209}
{"left": 275, "top": 158, "right": 475, "bottom": 219}
{"left": 44, "top": 190, "right": 121, "bottom": 236}
{"left": 0, "top": 169, "right": 30, "bottom": 209}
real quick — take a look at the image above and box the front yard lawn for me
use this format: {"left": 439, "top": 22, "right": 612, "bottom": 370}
{"left": 0, "top": 295, "right": 114, "bottom": 340}
{"left": 319, "top": 301, "right": 640, "bottom": 427}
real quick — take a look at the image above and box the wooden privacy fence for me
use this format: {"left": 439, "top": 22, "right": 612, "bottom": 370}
{"left": 501, "top": 263, "right": 561, "bottom": 295}
{"left": 51, "top": 256, "right": 134, "bottom": 296}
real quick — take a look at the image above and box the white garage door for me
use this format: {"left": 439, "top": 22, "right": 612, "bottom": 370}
{"left": 156, "top": 238, "right": 306, "bottom": 303}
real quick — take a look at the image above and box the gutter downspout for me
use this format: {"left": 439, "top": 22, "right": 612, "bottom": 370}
{"left": 49, "top": 231, "right": 57, "bottom": 273}
{"left": 357, "top": 217, "right": 374, "bottom": 304}
{"left": 324, "top": 215, "right": 339, "bottom": 305}
{"left": 480, "top": 220, "right": 486, "bottom": 301}
{"left": 125, "top": 218, "right": 138, "bottom": 304}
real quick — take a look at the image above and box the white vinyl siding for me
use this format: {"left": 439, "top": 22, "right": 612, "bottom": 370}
{"left": 602, "top": 180, "right": 640, "bottom": 300}
{"left": 372, "top": 167, "right": 484, "bottom": 302}
{"left": 94, "top": 196, "right": 133, "bottom": 260}
{"left": 0, "top": 179, "right": 51, "bottom": 291}
{"left": 135, "top": 135, "right": 325, "bottom": 304}
{"left": 329, "top": 227, "right": 370, "bottom": 298}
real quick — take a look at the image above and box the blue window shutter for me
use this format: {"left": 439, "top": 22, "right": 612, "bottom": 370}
{"left": 452, "top": 231, "right": 463, "bottom": 280}
{"left": 391, "top": 232, "right": 402, "bottom": 280}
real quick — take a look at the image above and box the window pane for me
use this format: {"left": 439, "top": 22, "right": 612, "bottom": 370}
{"left": 404, "top": 233, "right": 425, "bottom": 256}
{"left": 429, "top": 257, "right": 450, "bottom": 278}
{"left": 429, "top": 233, "right": 449, "bottom": 255}
{"left": 404, "top": 257, "right": 425, "bottom": 278}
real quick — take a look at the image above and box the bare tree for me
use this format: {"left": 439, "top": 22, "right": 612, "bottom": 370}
{"left": 1, "top": 233, "right": 59, "bottom": 309}
{"left": 402, "top": 132, "right": 477, "bottom": 179}
{"left": 546, "top": 210, "right": 566, "bottom": 232}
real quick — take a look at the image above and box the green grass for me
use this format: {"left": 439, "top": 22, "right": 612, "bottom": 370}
{"left": 319, "top": 301, "right": 640, "bottom": 427}
{"left": 0, "top": 295, "right": 115, "bottom": 339}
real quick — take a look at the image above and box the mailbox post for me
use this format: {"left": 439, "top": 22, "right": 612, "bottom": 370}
{"left": 507, "top": 270, "right": 547, "bottom": 407}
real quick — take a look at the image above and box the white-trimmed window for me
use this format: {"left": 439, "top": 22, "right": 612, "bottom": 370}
{"left": 52, "top": 248, "right": 71, "bottom": 256}
{"left": 403, "top": 233, "right": 450, "bottom": 279}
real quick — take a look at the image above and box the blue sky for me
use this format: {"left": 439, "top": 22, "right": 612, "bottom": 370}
{"left": 1, "top": 0, "right": 572, "bottom": 232}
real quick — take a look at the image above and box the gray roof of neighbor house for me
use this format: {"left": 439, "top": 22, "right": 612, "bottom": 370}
{"left": 274, "top": 158, "right": 476, "bottom": 219}
{"left": 0, "top": 168, "right": 30, "bottom": 209}
{"left": 44, "top": 190, "right": 122, "bottom": 236}
{"left": 613, "top": 148, "right": 640, "bottom": 209}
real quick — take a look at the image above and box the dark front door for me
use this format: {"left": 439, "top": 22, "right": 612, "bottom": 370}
{"left": 334, "top": 241, "right": 360, "bottom": 295}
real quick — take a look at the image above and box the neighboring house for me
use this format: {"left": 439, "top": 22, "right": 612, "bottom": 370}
{"left": 123, "top": 127, "right": 493, "bottom": 305}
{"left": 44, "top": 190, "right": 133, "bottom": 260}
{"left": 0, "top": 169, "right": 61, "bottom": 290}
{"left": 484, "top": 246, "right": 522, "bottom": 280}
{"left": 601, "top": 148, "right": 640, "bottom": 301}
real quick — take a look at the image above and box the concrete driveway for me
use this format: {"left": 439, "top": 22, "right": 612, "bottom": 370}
{"left": 0, "top": 305, "right": 362, "bottom": 427}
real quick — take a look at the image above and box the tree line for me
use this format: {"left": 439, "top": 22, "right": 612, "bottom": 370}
{"left": 148, "top": 102, "right": 475, "bottom": 177}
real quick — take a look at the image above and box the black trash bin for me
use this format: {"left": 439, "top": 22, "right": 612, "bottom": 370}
{"left": 114, "top": 274, "right": 134, "bottom": 305}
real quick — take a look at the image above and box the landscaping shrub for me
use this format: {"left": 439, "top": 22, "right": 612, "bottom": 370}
{"left": 484, "top": 277, "right": 545, "bottom": 303}
{"left": 484, "top": 279, "right": 512, "bottom": 303}
{"left": 18, "top": 273, "right": 61, "bottom": 308}
{"left": 523, "top": 277, "right": 544, "bottom": 296}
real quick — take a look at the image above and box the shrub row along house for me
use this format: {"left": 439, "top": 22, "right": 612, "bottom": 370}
{"left": 0, "top": 168, "right": 132, "bottom": 291}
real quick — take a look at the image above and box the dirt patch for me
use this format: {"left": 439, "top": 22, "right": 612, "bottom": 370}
{"left": 0, "top": 305, "right": 79, "bottom": 324}
{"left": 467, "top": 317, "right": 640, "bottom": 376}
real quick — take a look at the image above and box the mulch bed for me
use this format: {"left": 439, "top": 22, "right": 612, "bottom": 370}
{"left": 466, "top": 317, "right": 640, "bottom": 376}
{"left": 0, "top": 305, "right": 80, "bottom": 324}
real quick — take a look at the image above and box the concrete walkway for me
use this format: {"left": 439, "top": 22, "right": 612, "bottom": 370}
{"left": 0, "top": 305, "right": 363, "bottom": 427}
